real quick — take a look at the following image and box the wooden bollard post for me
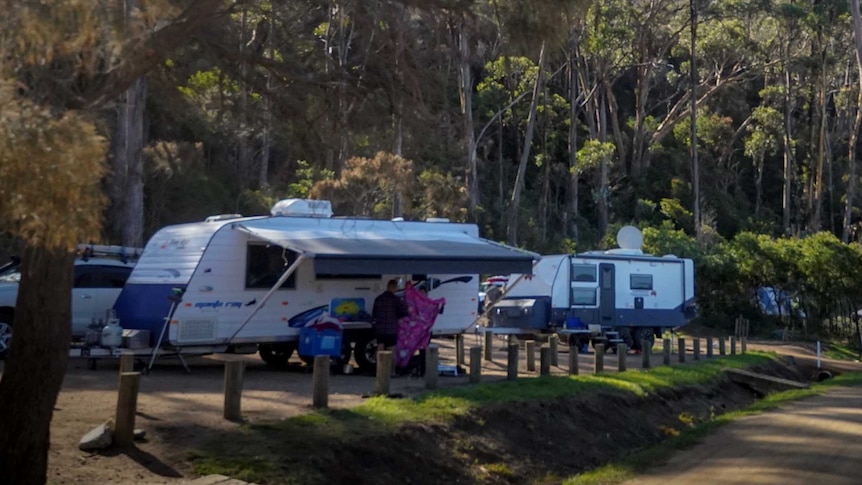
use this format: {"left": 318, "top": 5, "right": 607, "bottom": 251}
{"left": 506, "top": 343, "right": 519, "bottom": 381}
{"left": 425, "top": 344, "right": 439, "bottom": 389}
{"left": 569, "top": 344, "right": 579, "bottom": 375}
{"left": 707, "top": 336, "right": 714, "bottom": 358}
{"left": 741, "top": 337, "right": 747, "bottom": 354}
{"left": 678, "top": 338, "right": 686, "bottom": 363}
{"left": 719, "top": 336, "right": 727, "bottom": 356}
{"left": 223, "top": 361, "right": 246, "bottom": 421}
{"left": 484, "top": 331, "right": 494, "bottom": 361}
{"left": 642, "top": 340, "right": 651, "bottom": 369}
{"left": 540, "top": 345, "right": 551, "bottom": 376}
{"left": 119, "top": 353, "right": 135, "bottom": 374}
{"left": 594, "top": 344, "right": 605, "bottom": 374}
{"left": 375, "top": 351, "right": 393, "bottom": 396}
{"left": 469, "top": 346, "right": 482, "bottom": 384}
{"left": 550, "top": 334, "right": 559, "bottom": 366}
{"left": 312, "top": 355, "right": 330, "bottom": 408}
{"left": 693, "top": 339, "right": 701, "bottom": 361}
{"left": 731, "top": 336, "right": 737, "bottom": 355}
{"left": 617, "top": 344, "right": 627, "bottom": 372}
{"left": 525, "top": 340, "right": 536, "bottom": 372}
{"left": 455, "top": 334, "right": 465, "bottom": 367}
{"left": 663, "top": 339, "right": 671, "bottom": 365}
{"left": 114, "top": 372, "right": 141, "bottom": 446}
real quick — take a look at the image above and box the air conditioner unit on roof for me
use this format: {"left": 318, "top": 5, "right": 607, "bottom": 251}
{"left": 271, "top": 199, "right": 333, "bottom": 218}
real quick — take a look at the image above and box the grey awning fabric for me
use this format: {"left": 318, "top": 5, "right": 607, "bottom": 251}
{"left": 234, "top": 224, "right": 536, "bottom": 275}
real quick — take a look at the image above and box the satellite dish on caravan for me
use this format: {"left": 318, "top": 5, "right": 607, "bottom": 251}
{"left": 616, "top": 225, "right": 643, "bottom": 251}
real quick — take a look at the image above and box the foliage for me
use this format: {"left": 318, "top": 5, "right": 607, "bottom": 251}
{"left": 0, "top": 83, "right": 106, "bottom": 249}
{"left": 310, "top": 152, "right": 414, "bottom": 219}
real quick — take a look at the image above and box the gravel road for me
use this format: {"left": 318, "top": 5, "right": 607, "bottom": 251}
{"left": 624, "top": 386, "right": 862, "bottom": 485}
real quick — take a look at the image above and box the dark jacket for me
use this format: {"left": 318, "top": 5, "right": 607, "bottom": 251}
{"left": 372, "top": 291, "right": 408, "bottom": 336}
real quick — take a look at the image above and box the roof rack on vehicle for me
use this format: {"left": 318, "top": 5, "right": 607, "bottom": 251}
{"left": 77, "top": 244, "right": 142, "bottom": 264}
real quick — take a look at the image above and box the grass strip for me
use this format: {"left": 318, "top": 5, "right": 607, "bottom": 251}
{"left": 563, "top": 371, "right": 862, "bottom": 485}
{"left": 192, "top": 353, "right": 777, "bottom": 483}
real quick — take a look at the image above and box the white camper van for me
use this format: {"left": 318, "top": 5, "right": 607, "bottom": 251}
{"left": 489, "top": 227, "right": 695, "bottom": 350}
{"left": 113, "top": 199, "right": 535, "bottom": 370}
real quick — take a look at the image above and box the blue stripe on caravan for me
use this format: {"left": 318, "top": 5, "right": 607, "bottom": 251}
{"left": 113, "top": 283, "right": 187, "bottom": 347}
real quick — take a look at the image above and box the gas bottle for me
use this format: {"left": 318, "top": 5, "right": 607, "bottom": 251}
{"left": 100, "top": 314, "right": 124, "bottom": 348}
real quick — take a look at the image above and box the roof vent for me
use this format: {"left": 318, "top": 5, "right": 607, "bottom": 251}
{"left": 271, "top": 199, "right": 333, "bottom": 218}
{"left": 425, "top": 217, "right": 450, "bottom": 223}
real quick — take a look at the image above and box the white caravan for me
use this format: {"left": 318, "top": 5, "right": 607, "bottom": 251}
{"left": 114, "top": 199, "right": 535, "bottom": 369}
{"left": 490, "top": 227, "right": 695, "bottom": 350}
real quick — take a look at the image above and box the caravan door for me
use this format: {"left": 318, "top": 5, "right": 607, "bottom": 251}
{"left": 599, "top": 263, "right": 616, "bottom": 325}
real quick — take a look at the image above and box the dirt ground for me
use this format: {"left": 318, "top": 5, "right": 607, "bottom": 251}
{"left": 623, "top": 385, "right": 862, "bottom": 485}
{"left": 0, "top": 336, "right": 857, "bottom": 484}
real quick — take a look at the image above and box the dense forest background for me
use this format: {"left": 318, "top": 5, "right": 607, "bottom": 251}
{"left": 93, "top": 0, "right": 862, "bottom": 339}
{"left": 117, "top": 0, "right": 859, "bottom": 248}
{"left": 6, "top": 0, "right": 862, "bottom": 339}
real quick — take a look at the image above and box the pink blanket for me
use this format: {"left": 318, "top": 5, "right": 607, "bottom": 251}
{"left": 395, "top": 284, "right": 446, "bottom": 367}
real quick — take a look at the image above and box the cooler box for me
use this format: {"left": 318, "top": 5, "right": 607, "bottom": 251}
{"left": 299, "top": 323, "right": 343, "bottom": 357}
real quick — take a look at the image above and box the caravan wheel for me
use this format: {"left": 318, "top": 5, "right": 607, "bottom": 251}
{"left": 0, "top": 310, "right": 12, "bottom": 360}
{"left": 634, "top": 328, "right": 655, "bottom": 352}
{"left": 258, "top": 342, "right": 296, "bottom": 368}
{"left": 353, "top": 335, "right": 378, "bottom": 372}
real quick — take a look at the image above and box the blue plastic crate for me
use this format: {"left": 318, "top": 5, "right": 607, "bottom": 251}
{"left": 299, "top": 326, "right": 343, "bottom": 357}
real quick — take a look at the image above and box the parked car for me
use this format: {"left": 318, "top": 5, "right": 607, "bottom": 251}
{"left": 0, "top": 245, "right": 140, "bottom": 359}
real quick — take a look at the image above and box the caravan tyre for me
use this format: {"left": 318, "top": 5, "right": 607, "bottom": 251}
{"left": 617, "top": 327, "right": 634, "bottom": 349}
{"left": 258, "top": 342, "right": 296, "bottom": 368}
{"left": 0, "top": 311, "right": 12, "bottom": 360}
{"left": 634, "top": 328, "right": 655, "bottom": 352}
{"left": 353, "top": 335, "right": 378, "bottom": 372}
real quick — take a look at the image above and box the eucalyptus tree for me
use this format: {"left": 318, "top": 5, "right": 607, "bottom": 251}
{"left": 846, "top": 0, "right": 862, "bottom": 241}
{"left": 0, "top": 1, "right": 225, "bottom": 482}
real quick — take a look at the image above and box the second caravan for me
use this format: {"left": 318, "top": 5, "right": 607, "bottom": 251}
{"left": 113, "top": 199, "right": 535, "bottom": 370}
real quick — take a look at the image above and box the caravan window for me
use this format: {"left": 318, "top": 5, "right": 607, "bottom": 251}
{"left": 571, "top": 287, "right": 597, "bottom": 306}
{"left": 630, "top": 274, "right": 653, "bottom": 290}
{"left": 572, "top": 264, "right": 597, "bottom": 282}
{"left": 246, "top": 244, "right": 298, "bottom": 289}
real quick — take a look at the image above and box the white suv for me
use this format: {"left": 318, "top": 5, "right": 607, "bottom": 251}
{"left": 0, "top": 246, "right": 138, "bottom": 359}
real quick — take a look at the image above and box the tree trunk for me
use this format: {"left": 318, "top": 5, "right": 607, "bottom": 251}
{"left": 844, "top": 0, "right": 862, "bottom": 242}
{"left": 0, "top": 246, "right": 75, "bottom": 484}
{"left": 811, "top": 65, "right": 828, "bottom": 231}
{"left": 507, "top": 43, "right": 546, "bottom": 245}
{"left": 606, "top": 84, "right": 626, "bottom": 173}
{"left": 392, "top": 10, "right": 405, "bottom": 219}
{"left": 630, "top": 62, "right": 652, "bottom": 177}
{"left": 111, "top": 76, "right": 146, "bottom": 248}
{"left": 459, "top": 25, "right": 478, "bottom": 220}
{"left": 755, "top": 155, "right": 764, "bottom": 219}
{"left": 783, "top": 48, "right": 794, "bottom": 235}
{"left": 690, "top": 0, "right": 700, "bottom": 238}
{"left": 597, "top": 89, "right": 610, "bottom": 237}
{"left": 568, "top": 36, "right": 580, "bottom": 242}
{"left": 259, "top": 18, "right": 274, "bottom": 190}
{"left": 238, "top": 8, "right": 251, "bottom": 190}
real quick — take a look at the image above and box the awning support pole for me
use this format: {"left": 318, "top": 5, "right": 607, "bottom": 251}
{"left": 226, "top": 254, "right": 306, "bottom": 344}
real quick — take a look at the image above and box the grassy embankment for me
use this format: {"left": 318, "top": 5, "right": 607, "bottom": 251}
{"left": 564, "top": 370, "right": 862, "bottom": 485}
{"left": 192, "top": 352, "right": 810, "bottom": 483}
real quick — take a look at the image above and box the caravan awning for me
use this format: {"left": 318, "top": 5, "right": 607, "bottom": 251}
{"left": 233, "top": 222, "right": 536, "bottom": 275}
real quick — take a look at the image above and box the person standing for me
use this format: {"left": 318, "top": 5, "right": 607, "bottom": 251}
{"left": 372, "top": 279, "right": 408, "bottom": 351}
